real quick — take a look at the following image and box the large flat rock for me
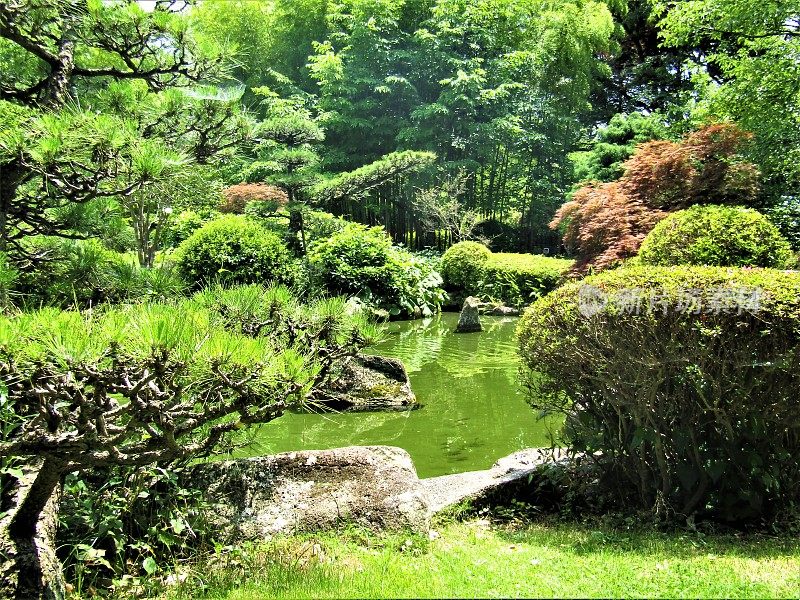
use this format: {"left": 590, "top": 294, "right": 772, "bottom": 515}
{"left": 188, "top": 446, "right": 430, "bottom": 540}
{"left": 421, "top": 448, "right": 560, "bottom": 513}
{"left": 187, "top": 447, "right": 561, "bottom": 542}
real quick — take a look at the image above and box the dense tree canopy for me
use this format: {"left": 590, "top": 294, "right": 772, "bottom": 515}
{"left": 571, "top": 112, "right": 667, "bottom": 183}
{"left": 4, "top": 0, "right": 798, "bottom": 258}
{"left": 191, "top": 0, "right": 618, "bottom": 249}
{"left": 656, "top": 0, "right": 800, "bottom": 202}
{"left": 0, "top": 0, "right": 246, "bottom": 265}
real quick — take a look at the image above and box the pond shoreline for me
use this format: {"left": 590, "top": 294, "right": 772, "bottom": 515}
{"left": 245, "top": 312, "right": 558, "bottom": 478}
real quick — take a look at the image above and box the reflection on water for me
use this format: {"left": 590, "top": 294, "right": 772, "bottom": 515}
{"left": 246, "top": 312, "right": 559, "bottom": 478}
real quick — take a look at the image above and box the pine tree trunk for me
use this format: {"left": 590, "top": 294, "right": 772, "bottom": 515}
{"left": 42, "top": 15, "right": 77, "bottom": 109}
{"left": 0, "top": 459, "right": 66, "bottom": 600}
{"left": 0, "top": 164, "right": 26, "bottom": 256}
{"left": 288, "top": 208, "right": 306, "bottom": 255}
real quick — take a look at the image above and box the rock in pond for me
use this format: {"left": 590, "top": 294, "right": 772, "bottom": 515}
{"left": 187, "top": 446, "right": 430, "bottom": 539}
{"left": 319, "top": 354, "right": 416, "bottom": 411}
{"left": 455, "top": 296, "right": 483, "bottom": 333}
{"left": 487, "top": 305, "right": 520, "bottom": 317}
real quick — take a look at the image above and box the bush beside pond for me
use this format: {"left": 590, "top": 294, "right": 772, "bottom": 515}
{"left": 440, "top": 241, "right": 492, "bottom": 294}
{"left": 638, "top": 205, "right": 796, "bottom": 269}
{"left": 483, "top": 253, "right": 574, "bottom": 308}
{"left": 518, "top": 264, "right": 800, "bottom": 522}
{"left": 307, "top": 223, "right": 446, "bottom": 318}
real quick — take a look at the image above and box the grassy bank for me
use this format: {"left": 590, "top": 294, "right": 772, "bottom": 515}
{"left": 158, "top": 520, "right": 800, "bottom": 599}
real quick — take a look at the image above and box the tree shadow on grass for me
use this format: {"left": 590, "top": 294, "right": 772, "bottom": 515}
{"left": 491, "top": 518, "right": 800, "bottom": 560}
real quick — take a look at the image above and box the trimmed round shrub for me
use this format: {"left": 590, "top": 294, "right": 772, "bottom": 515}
{"left": 164, "top": 210, "right": 209, "bottom": 248}
{"left": 519, "top": 265, "right": 800, "bottom": 522}
{"left": 307, "top": 224, "right": 445, "bottom": 318}
{"left": 303, "top": 210, "right": 349, "bottom": 245}
{"left": 638, "top": 205, "right": 796, "bottom": 268}
{"left": 440, "top": 241, "right": 573, "bottom": 307}
{"left": 176, "top": 215, "right": 291, "bottom": 289}
{"left": 440, "top": 241, "right": 491, "bottom": 293}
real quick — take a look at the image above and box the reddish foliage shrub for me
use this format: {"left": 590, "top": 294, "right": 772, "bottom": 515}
{"left": 623, "top": 124, "right": 760, "bottom": 209}
{"left": 555, "top": 183, "right": 668, "bottom": 271}
{"left": 553, "top": 124, "right": 760, "bottom": 271}
{"left": 220, "top": 183, "right": 288, "bottom": 214}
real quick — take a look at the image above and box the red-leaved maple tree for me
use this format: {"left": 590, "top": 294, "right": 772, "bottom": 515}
{"left": 553, "top": 124, "right": 760, "bottom": 271}
{"left": 220, "top": 183, "right": 289, "bottom": 214}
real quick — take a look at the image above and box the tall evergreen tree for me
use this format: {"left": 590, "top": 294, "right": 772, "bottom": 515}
{"left": 246, "top": 107, "right": 325, "bottom": 251}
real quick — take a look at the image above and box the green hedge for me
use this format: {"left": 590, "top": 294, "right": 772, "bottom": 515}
{"left": 518, "top": 265, "right": 800, "bottom": 522}
{"left": 441, "top": 241, "right": 573, "bottom": 308}
{"left": 638, "top": 205, "right": 796, "bottom": 268}
{"left": 176, "top": 215, "right": 292, "bottom": 289}
{"left": 484, "top": 253, "right": 574, "bottom": 308}
{"left": 164, "top": 210, "right": 210, "bottom": 248}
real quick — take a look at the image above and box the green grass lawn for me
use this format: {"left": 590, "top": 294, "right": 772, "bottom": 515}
{"left": 159, "top": 519, "right": 800, "bottom": 599}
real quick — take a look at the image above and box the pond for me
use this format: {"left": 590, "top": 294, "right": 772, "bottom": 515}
{"left": 246, "top": 312, "right": 559, "bottom": 478}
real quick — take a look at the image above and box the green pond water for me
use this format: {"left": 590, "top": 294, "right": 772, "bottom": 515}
{"left": 247, "top": 312, "right": 558, "bottom": 478}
